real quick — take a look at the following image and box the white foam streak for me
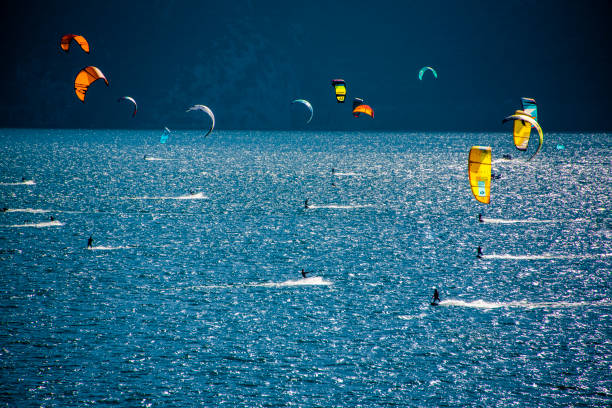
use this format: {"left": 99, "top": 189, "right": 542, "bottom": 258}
{"left": 441, "top": 299, "right": 611, "bottom": 310}
{"left": 5, "top": 208, "right": 51, "bottom": 213}
{"left": 308, "top": 204, "right": 372, "bottom": 209}
{"left": 334, "top": 172, "right": 361, "bottom": 176}
{"left": 253, "top": 276, "right": 333, "bottom": 287}
{"left": 163, "top": 277, "right": 333, "bottom": 293}
{"left": 483, "top": 254, "right": 566, "bottom": 260}
{"left": 4, "top": 220, "right": 63, "bottom": 228}
{"left": 126, "top": 192, "right": 207, "bottom": 200}
{"left": 87, "top": 245, "right": 133, "bottom": 251}
{"left": 0, "top": 180, "right": 35, "bottom": 186}
{"left": 482, "top": 218, "right": 588, "bottom": 224}
{"left": 144, "top": 157, "right": 175, "bottom": 161}
{"left": 483, "top": 253, "right": 612, "bottom": 260}
{"left": 490, "top": 158, "right": 533, "bottom": 166}
{"left": 482, "top": 218, "right": 555, "bottom": 224}
{"left": 398, "top": 313, "right": 427, "bottom": 320}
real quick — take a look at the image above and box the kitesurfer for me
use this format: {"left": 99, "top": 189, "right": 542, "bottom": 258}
{"left": 189, "top": 189, "right": 195, "bottom": 195}
{"left": 49, "top": 216, "right": 54, "bottom": 221}
{"left": 477, "top": 246, "right": 483, "bottom": 258}
{"left": 21, "top": 177, "right": 26, "bottom": 182}
{"left": 478, "top": 213, "right": 483, "bottom": 223}
{"left": 332, "top": 168, "right": 335, "bottom": 175}
{"left": 301, "top": 269, "right": 309, "bottom": 278}
{"left": 304, "top": 199, "right": 309, "bottom": 209}
{"left": 87, "top": 235, "right": 93, "bottom": 249}
{"left": 432, "top": 288, "right": 441, "bottom": 304}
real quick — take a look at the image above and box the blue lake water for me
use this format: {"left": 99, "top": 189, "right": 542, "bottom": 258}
{"left": 0, "top": 129, "right": 610, "bottom": 407}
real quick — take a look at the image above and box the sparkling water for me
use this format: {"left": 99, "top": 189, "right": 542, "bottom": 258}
{"left": 0, "top": 129, "right": 610, "bottom": 407}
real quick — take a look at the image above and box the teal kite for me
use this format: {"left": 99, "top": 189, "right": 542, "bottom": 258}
{"left": 418, "top": 66, "right": 438, "bottom": 80}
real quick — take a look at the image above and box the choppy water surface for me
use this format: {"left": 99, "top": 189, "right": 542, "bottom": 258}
{"left": 0, "top": 129, "right": 610, "bottom": 407}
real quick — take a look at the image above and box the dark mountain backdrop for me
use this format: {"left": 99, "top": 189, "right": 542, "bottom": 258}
{"left": 1, "top": 0, "right": 610, "bottom": 130}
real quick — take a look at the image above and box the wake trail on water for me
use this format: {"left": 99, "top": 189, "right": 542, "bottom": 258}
{"left": 3, "top": 209, "right": 101, "bottom": 215}
{"left": 333, "top": 172, "right": 361, "bottom": 177}
{"left": 87, "top": 245, "right": 134, "bottom": 251}
{"left": 144, "top": 157, "right": 176, "bottom": 161}
{"left": 3, "top": 220, "right": 64, "bottom": 228}
{"left": 163, "top": 277, "right": 333, "bottom": 293}
{"left": 308, "top": 204, "right": 373, "bottom": 210}
{"left": 398, "top": 313, "right": 428, "bottom": 320}
{"left": 482, "top": 253, "right": 612, "bottom": 260}
{"left": 5, "top": 208, "right": 51, "bottom": 213}
{"left": 490, "top": 158, "right": 531, "bottom": 165}
{"left": 439, "top": 299, "right": 612, "bottom": 310}
{"left": 125, "top": 192, "right": 207, "bottom": 200}
{"left": 252, "top": 276, "right": 333, "bottom": 287}
{"left": 482, "top": 217, "right": 588, "bottom": 224}
{"left": 0, "top": 180, "right": 35, "bottom": 186}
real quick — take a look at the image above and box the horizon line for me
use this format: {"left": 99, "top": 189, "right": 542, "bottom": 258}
{"left": 0, "top": 127, "right": 609, "bottom": 133}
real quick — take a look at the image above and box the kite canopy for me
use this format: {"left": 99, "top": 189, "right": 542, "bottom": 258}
{"left": 74, "top": 66, "right": 108, "bottom": 102}
{"left": 186, "top": 104, "right": 215, "bottom": 137}
{"left": 352, "top": 98, "right": 364, "bottom": 117}
{"left": 520, "top": 97, "right": 538, "bottom": 127}
{"left": 117, "top": 96, "right": 137, "bottom": 117}
{"left": 521, "top": 97, "right": 537, "bottom": 120}
{"left": 331, "top": 79, "right": 346, "bottom": 103}
{"left": 160, "top": 127, "right": 171, "bottom": 144}
{"left": 508, "top": 109, "right": 532, "bottom": 151}
{"left": 468, "top": 146, "right": 492, "bottom": 204}
{"left": 60, "top": 34, "right": 89, "bottom": 53}
{"left": 502, "top": 110, "right": 543, "bottom": 161}
{"left": 352, "top": 103, "right": 374, "bottom": 118}
{"left": 291, "top": 99, "right": 313, "bottom": 124}
{"left": 418, "top": 66, "right": 437, "bottom": 80}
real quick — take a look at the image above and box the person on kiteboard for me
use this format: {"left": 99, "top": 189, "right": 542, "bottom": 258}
{"left": 432, "top": 288, "right": 441, "bottom": 304}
